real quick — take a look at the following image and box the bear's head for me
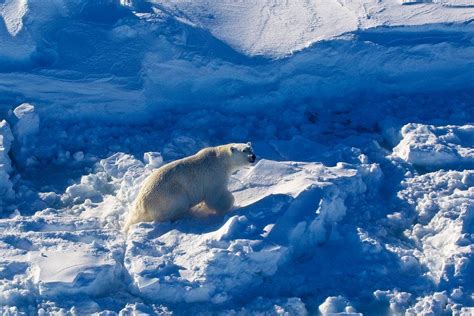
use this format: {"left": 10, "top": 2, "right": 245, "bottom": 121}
{"left": 229, "top": 142, "right": 256, "bottom": 167}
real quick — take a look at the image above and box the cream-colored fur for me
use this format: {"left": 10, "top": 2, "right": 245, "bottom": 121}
{"left": 123, "top": 143, "right": 255, "bottom": 233}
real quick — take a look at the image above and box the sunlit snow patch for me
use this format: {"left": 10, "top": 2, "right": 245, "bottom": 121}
{"left": 0, "top": 0, "right": 28, "bottom": 36}
{"left": 393, "top": 123, "right": 474, "bottom": 169}
{"left": 29, "top": 246, "right": 118, "bottom": 297}
{"left": 0, "top": 214, "right": 124, "bottom": 301}
{"left": 145, "top": 0, "right": 474, "bottom": 57}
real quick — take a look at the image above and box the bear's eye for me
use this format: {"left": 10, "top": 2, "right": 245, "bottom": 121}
{"left": 243, "top": 148, "right": 249, "bottom": 153}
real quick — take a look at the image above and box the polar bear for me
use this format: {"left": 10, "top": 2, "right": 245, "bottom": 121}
{"left": 123, "top": 143, "right": 256, "bottom": 233}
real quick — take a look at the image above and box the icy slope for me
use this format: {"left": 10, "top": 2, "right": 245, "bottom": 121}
{"left": 6, "top": 0, "right": 474, "bottom": 60}
{"left": 145, "top": 0, "right": 474, "bottom": 56}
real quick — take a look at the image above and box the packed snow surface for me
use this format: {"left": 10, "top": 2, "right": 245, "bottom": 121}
{"left": 0, "top": 0, "right": 473, "bottom": 315}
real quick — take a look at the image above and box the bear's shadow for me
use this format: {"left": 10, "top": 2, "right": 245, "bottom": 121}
{"left": 135, "top": 193, "right": 293, "bottom": 241}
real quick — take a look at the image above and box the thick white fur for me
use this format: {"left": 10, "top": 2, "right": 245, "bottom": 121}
{"left": 123, "top": 143, "right": 254, "bottom": 233}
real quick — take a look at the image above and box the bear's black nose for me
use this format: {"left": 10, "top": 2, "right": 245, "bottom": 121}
{"left": 249, "top": 154, "right": 256, "bottom": 163}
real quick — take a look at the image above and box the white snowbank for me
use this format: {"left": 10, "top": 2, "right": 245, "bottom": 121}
{"left": 405, "top": 291, "right": 453, "bottom": 315}
{"left": 0, "top": 113, "right": 471, "bottom": 314}
{"left": 143, "top": 151, "right": 163, "bottom": 168}
{"left": 68, "top": 152, "right": 153, "bottom": 230}
{"left": 2, "top": 0, "right": 473, "bottom": 59}
{"left": 30, "top": 246, "right": 119, "bottom": 297}
{"left": 0, "top": 0, "right": 472, "bottom": 122}
{"left": 146, "top": 0, "right": 474, "bottom": 57}
{"left": 393, "top": 123, "right": 474, "bottom": 168}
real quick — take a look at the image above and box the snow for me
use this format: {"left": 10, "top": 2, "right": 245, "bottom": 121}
{"left": 393, "top": 123, "right": 474, "bottom": 169}
{"left": 0, "top": 120, "right": 14, "bottom": 207}
{"left": 11, "top": 103, "right": 39, "bottom": 143}
{"left": 3, "top": 109, "right": 474, "bottom": 314}
{"left": 319, "top": 296, "right": 359, "bottom": 315}
{"left": 145, "top": 0, "right": 474, "bottom": 57}
{"left": 0, "top": 0, "right": 472, "bottom": 120}
{"left": 143, "top": 151, "right": 163, "bottom": 168}
{"left": 0, "top": 214, "right": 123, "bottom": 308}
{"left": 30, "top": 248, "right": 117, "bottom": 295}
{"left": 0, "top": 0, "right": 473, "bottom": 314}
{"left": 0, "top": 0, "right": 28, "bottom": 37}
{"left": 124, "top": 159, "right": 367, "bottom": 305}
{"left": 397, "top": 170, "right": 473, "bottom": 285}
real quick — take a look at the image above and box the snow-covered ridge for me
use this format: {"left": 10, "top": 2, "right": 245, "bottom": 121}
{"left": 1, "top": 0, "right": 473, "bottom": 121}
{"left": 143, "top": 0, "right": 474, "bottom": 57}
{"left": 1, "top": 0, "right": 473, "bottom": 61}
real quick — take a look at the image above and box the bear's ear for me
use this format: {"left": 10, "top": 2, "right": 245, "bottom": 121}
{"left": 247, "top": 142, "right": 252, "bottom": 147}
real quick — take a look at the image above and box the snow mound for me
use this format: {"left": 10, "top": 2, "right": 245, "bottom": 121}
{"left": 393, "top": 123, "right": 474, "bottom": 169}
{"left": 1, "top": 0, "right": 473, "bottom": 60}
{"left": 125, "top": 159, "right": 367, "bottom": 304}
{"left": 319, "top": 295, "right": 359, "bottom": 315}
{"left": 147, "top": 0, "right": 474, "bottom": 57}
{"left": 398, "top": 170, "right": 474, "bottom": 286}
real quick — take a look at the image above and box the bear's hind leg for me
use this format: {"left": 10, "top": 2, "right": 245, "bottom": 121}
{"left": 161, "top": 192, "right": 191, "bottom": 221}
{"left": 205, "top": 190, "right": 235, "bottom": 215}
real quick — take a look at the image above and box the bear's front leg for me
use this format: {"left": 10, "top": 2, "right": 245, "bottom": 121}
{"left": 205, "top": 190, "right": 235, "bottom": 215}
